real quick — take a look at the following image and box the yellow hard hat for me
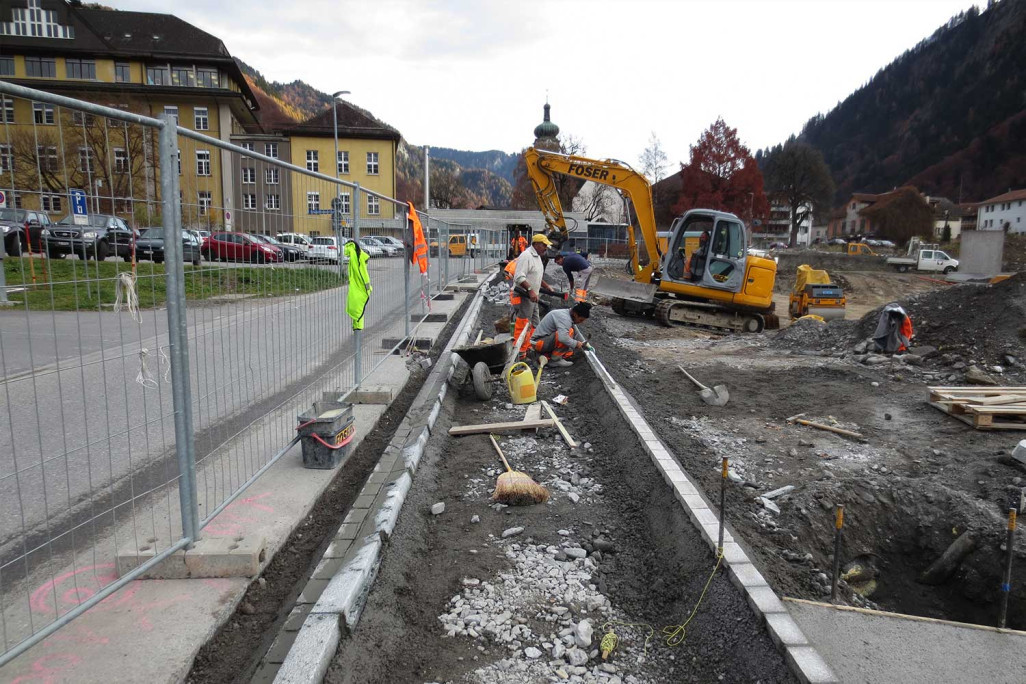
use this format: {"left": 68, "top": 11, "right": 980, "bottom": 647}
{"left": 531, "top": 234, "right": 552, "bottom": 246}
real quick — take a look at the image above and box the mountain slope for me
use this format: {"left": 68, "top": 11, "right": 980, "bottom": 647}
{"left": 795, "top": 1, "right": 1026, "bottom": 203}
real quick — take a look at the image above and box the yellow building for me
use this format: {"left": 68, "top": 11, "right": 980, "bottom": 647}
{"left": 0, "top": 0, "right": 259, "bottom": 227}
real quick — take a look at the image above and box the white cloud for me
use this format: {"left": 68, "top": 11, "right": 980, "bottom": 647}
{"left": 116, "top": 0, "right": 979, "bottom": 163}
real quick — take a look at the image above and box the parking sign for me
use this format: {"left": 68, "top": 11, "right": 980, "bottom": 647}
{"left": 69, "top": 189, "right": 88, "bottom": 225}
{"left": 0, "top": 190, "right": 6, "bottom": 208}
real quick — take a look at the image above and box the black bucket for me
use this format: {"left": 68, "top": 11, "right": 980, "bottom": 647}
{"left": 296, "top": 400, "right": 355, "bottom": 469}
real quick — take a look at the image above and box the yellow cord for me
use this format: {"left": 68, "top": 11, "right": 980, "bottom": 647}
{"left": 600, "top": 551, "right": 724, "bottom": 661}
{"left": 662, "top": 552, "right": 723, "bottom": 646}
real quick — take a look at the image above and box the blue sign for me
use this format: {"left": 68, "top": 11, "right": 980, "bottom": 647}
{"left": 69, "top": 189, "right": 88, "bottom": 225}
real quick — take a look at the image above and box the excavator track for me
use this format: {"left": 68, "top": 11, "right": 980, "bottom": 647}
{"left": 654, "top": 298, "right": 766, "bottom": 333}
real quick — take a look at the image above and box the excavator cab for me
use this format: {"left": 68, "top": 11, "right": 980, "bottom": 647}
{"left": 665, "top": 212, "right": 746, "bottom": 292}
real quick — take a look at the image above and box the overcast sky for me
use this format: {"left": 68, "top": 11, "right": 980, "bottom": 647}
{"left": 118, "top": 0, "right": 978, "bottom": 167}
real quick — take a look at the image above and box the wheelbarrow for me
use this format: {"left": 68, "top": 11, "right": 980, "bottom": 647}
{"left": 453, "top": 334, "right": 512, "bottom": 400}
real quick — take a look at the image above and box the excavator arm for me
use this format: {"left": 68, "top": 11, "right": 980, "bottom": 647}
{"left": 523, "top": 147, "right": 662, "bottom": 283}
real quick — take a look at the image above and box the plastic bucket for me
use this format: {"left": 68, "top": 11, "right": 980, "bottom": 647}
{"left": 296, "top": 401, "right": 355, "bottom": 469}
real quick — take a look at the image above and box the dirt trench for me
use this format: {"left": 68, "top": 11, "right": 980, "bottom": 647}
{"left": 326, "top": 298, "right": 795, "bottom": 684}
{"left": 584, "top": 306, "right": 1025, "bottom": 630}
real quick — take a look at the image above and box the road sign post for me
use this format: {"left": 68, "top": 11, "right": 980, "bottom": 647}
{"left": 69, "top": 189, "right": 88, "bottom": 226}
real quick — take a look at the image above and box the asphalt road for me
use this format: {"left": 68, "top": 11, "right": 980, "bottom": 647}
{"left": 0, "top": 252, "right": 471, "bottom": 553}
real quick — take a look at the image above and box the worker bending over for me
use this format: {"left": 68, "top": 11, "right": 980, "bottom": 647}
{"left": 555, "top": 252, "right": 593, "bottom": 302}
{"left": 531, "top": 302, "right": 592, "bottom": 368}
{"left": 512, "top": 234, "right": 552, "bottom": 359}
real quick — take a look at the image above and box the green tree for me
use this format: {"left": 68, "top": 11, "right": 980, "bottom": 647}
{"left": 763, "top": 141, "right": 835, "bottom": 246}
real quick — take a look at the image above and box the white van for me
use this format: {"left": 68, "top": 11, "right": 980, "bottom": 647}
{"left": 276, "top": 232, "right": 314, "bottom": 259}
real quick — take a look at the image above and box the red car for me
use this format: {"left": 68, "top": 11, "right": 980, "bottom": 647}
{"left": 202, "top": 231, "right": 283, "bottom": 263}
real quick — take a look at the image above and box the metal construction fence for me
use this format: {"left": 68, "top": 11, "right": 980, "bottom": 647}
{"left": 0, "top": 80, "right": 504, "bottom": 665}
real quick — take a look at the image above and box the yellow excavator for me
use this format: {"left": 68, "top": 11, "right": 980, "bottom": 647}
{"left": 524, "top": 147, "right": 779, "bottom": 332}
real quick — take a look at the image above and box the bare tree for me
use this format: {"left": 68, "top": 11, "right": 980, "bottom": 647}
{"left": 639, "top": 132, "right": 668, "bottom": 183}
{"left": 763, "top": 140, "right": 834, "bottom": 247}
{"left": 572, "top": 182, "right": 619, "bottom": 222}
{"left": 429, "top": 165, "right": 467, "bottom": 209}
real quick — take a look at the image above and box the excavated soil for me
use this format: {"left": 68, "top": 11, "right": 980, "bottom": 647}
{"left": 187, "top": 299, "right": 470, "bottom": 684}
{"left": 587, "top": 294, "right": 1026, "bottom": 630}
{"left": 326, "top": 297, "right": 795, "bottom": 684}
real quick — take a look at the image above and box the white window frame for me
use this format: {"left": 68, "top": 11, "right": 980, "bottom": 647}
{"left": 194, "top": 106, "right": 209, "bottom": 131}
{"left": 366, "top": 151, "right": 379, "bottom": 175}
{"left": 306, "top": 149, "right": 319, "bottom": 172}
{"left": 41, "top": 194, "right": 62, "bottom": 212}
{"left": 196, "top": 150, "right": 211, "bottom": 176}
{"left": 1, "top": 96, "right": 13, "bottom": 123}
{"left": 78, "top": 146, "right": 93, "bottom": 173}
{"left": 338, "top": 192, "right": 350, "bottom": 215}
{"left": 0, "top": 144, "right": 13, "bottom": 173}
{"left": 240, "top": 142, "right": 254, "bottom": 152}
{"left": 266, "top": 194, "right": 280, "bottom": 211}
{"left": 264, "top": 142, "right": 278, "bottom": 159}
{"left": 114, "top": 147, "right": 128, "bottom": 173}
{"left": 338, "top": 150, "right": 349, "bottom": 174}
{"left": 33, "top": 102, "right": 54, "bottom": 124}
{"left": 197, "top": 191, "right": 212, "bottom": 216}
{"left": 307, "top": 192, "right": 320, "bottom": 213}
{"left": 241, "top": 167, "right": 256, "bottom": 184}
{"left": 265, "top": 168, "right": 279, "bottom": 184}
{"left": 36, "top": 145, "right": 58, "bottom": 171}
{"left": 163, "top": 105, "right": 178, "bottom": 122}
{"left": 367, "top": 195, "right": 380, "bottom": 216}
{"left": 243, "top": 193, "right": 257, "bottom": 210}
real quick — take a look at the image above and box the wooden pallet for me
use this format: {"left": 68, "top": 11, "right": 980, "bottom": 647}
{"left": 928, "top": 386, "right": 1026, "bottom": 430}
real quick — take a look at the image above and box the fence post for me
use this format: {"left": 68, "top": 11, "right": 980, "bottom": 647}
{"left": 159, "top": 115, "right": 199, "bottom": 545}
{"left": 403, "top": 209, "right": 411, "bottom": 337}
{"left": 353, "top": 183, "right": 362, "bottom": 385}
{"left": 443, "top": 221, "right": 449, "bottom": 289}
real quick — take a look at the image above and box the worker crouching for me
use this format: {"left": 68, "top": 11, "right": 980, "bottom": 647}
{"left": 530, "top": 302, "right": 592, "bottom": 368}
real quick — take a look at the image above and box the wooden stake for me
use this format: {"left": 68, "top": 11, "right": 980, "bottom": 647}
{"left": 449, "top": 419, "right": 555, "bottom": 436}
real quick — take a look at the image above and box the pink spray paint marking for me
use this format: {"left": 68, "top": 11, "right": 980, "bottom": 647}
{"left": 204, "top": 492, "right": 274, "bottom": 537}
{"left": 29, "top": 564, "right": 118, "bottom": 616}
{"left": 11, "top": 653, "right": 82, "bottom": 684}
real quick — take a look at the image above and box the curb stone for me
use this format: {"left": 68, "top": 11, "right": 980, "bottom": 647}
{"left": 582, "top": 350, "right": 840, "bottom": 684}
{"left": 271, "top": 272, "right": 492, "bottom": 684}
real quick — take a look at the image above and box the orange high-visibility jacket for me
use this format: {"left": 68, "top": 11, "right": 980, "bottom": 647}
{"left": 407, "top": 202, "right": 428, "bottom": 274}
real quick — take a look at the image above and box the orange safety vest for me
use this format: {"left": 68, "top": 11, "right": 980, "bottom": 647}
{"left": 504, "top": 261, "right": 521, "bottom": 304}
{"left": 407, "top": 201, "right": 428, "bottom": 274}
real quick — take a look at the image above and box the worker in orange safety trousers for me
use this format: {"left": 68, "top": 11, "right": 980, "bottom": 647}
{"left": 554, "top": 252, "right": 593, "bottom": 302}
{"left": 530, "top": 302, "right": 593, "bottom": 367}
{"left": 511, "top": 233, "right": 552, "bottom": 360}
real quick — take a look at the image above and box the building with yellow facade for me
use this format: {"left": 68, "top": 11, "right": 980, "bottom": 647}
{"left": 1, "top": 0, "right": 400, "bottom": 236}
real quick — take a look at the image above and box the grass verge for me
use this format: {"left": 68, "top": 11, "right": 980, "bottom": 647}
{"left": 2, "top": 257, "right": 343, "bottom": 311}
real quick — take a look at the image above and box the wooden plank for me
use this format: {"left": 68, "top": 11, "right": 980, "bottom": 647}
{"left": 930, "top": 401, "right": 1026, "bottom": 431}
{"left": 927, "top": 386, "right": 1026, "bottom": 394}
{"left": 541, "top": 400, "right": 579, "bottom": 449}
{"left": 524, "top": 403, "right": 542, "bottom": 423}
{"left": 448, "top": 419, "right": 555, "bottom": 436}
{"left": 966, "top": 405, "right": 1026, "bottom": 414}
{"left": 965, "top": 394, "right": 1026, "bottom": 406}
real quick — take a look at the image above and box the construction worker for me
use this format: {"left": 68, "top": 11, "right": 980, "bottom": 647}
{"left": 555, "top": 252, "right": 593, "bottom": 302}
{"left": 511, "top": 233, "right": 551, "bottom": 360}
{"left": 509, "top": 231, "right": 528, "bottom": 258}
{"left": 530, "top": 302, "right": 592, "bottom": 367}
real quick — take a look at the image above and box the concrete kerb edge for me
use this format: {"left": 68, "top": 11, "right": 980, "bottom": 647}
{"left": 582, "top": 351, "right": 840, "bottom": 684}
{"left": 273, "top": 269, "right": 495, "bottom": 684}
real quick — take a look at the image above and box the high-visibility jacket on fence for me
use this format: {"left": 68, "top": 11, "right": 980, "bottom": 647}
{"left": 345, "top": 241, "right": 371, "bottom": 330}
{"left": 407, "top": 202, "right": 428, "bottom": 274}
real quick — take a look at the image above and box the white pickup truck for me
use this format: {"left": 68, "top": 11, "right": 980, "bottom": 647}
{"left": 887, "top": 248, "right": 959, "bottom": 274}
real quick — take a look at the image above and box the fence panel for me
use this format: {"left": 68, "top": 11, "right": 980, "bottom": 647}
{"left": 0, "top": 80, "right": 504, "bottom": 664}
{"left": 0, "top": 83, "right": 192, "bottom": 665}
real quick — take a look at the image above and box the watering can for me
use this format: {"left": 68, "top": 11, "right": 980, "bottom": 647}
{"left": 505, "top": 357, "right": 547, "bottom": 405}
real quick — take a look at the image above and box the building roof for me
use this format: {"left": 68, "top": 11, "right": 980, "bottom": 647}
{"left": 850, "top": 193, "right": 879, "bottom": 203}
{"left": 282, "top": 101, "right": 400, "bottom": 142}
{"left": 858, "top": 186, "right": 925, "bottom": 215}
{"left": 979, "top": 188, "right": 1026, "bottom": 205}
{"left": 1, "top": 1, "right": 258, "bottom": 115}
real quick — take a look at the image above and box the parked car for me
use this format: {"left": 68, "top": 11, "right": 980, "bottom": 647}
{"left": 357, "top": 237, "right": 384, "bottom": 257}
{"left": 43, "top": 214, "right": 136, "bottom": 260}
{"left": 368, "top": 235, "right": 405, "bottom": 256}
{"left": 363, "top": 235, "right": 402, "bottom": 257}
{"left": 276, "top": 232, "right": 314, "bottom": 259}
{"left": 136, "top": 227, "right": 202, "bottom": 266}
{"left": 878, "top": 239, "right": 896, "bottom": 248}
{"left": 0, "top": 208, "right": 52, "bottom": 256}
{"left": 310, "top": 236, "right": 344, "bottom": 264}
{"left": 864, "top": 239, "right": 882, "bottom": 246}
{"left": 202, "top": 231, "right": 283, "bottom": 263}
{"left": 767, "top": 242, "right": 789, "bottom": 250}
{"left": 250, "top": 233, "right": 304, "bottom": 262}
{"left": 828, "top": 238, "right": 847, "bottom": 246}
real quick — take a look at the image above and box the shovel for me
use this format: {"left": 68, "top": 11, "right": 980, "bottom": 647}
{"left": 677, "top": 366, "right": 729, "bottom": 406}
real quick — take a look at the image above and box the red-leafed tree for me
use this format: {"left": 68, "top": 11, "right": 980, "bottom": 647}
{"left": 672, "top": 118, "right": 769, "bottom": 224}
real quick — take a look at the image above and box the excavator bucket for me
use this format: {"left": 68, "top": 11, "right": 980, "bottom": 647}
{"left": 589, "top": 270, "right": 658, "bottom": 304}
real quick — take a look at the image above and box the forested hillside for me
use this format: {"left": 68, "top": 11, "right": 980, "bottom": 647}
{"left": 793, "top": 1, "right": 1026, "bottom": 203}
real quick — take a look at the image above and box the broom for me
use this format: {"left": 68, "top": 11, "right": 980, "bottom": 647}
{"left": 489, "top": 434, "right": 549, "bottom": 505}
